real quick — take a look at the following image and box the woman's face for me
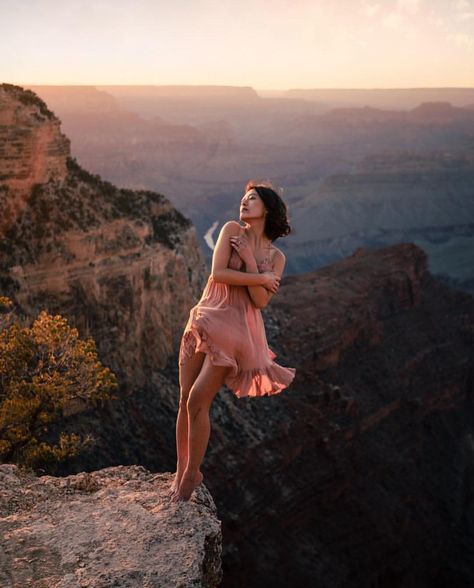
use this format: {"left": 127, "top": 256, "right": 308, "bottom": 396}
{"left": 239, "top": 188, "right": 266, "bottom": 221}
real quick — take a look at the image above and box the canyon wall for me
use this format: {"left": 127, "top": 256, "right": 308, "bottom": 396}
{"left": 0, "top": 83, "right": 206, "bottom": 389}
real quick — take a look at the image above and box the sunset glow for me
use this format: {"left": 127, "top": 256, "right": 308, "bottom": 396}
{"left": 1, "top": 0, "right": 473, "bottom": 89}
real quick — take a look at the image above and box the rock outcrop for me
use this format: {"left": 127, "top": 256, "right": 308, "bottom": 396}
{"left": 0, "top": 463, "right": 222, "bottom": 587}
{"left": 0, "top": 83, "right": 206, "bottom": 389}
{"left": 0, "top": 84, "right": 70, "bottom": 234}
{"left": 272, "top": 242, "right": 428, "bottom": 374}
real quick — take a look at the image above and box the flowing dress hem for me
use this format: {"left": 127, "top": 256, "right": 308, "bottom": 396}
{"left": 179, "top": 324, "right": 296, "bottom": 398}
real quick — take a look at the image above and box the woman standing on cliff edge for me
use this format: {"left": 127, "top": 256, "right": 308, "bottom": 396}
{"left": 168, "top": 179, "right": 296, "bottom": 502}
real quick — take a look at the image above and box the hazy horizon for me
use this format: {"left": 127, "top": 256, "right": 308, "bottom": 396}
{"left": 1, "top": 0, "right": 474, "bottom": 90}
{"left": 10, "top": 83, "right": 474, "bottom": 91}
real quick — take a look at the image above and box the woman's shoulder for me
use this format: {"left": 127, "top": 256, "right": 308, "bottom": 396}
{"left": 220, "top": 220, "right": 245, "bottom": 235}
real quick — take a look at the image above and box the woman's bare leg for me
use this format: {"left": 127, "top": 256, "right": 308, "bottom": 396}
{"left": 172, "top": 354, "right": 230, "bottom": 502}
{"left": 168, "top": 350, "right": 206, "bottom": 496}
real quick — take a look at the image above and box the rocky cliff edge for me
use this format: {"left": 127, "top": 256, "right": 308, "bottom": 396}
{"left": 0, "top": 463, "right": 222, "bottom": 587}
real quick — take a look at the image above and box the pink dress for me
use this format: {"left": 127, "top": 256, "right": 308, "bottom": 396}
{"left": 178, "top": 230, "right": 296, "bottom": 398}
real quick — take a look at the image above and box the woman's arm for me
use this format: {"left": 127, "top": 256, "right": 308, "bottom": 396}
{"left": 211, "top": 221, "right": 268, "bottom": 287}
{"left": 246, "top": 250, "right": 286, "bottom": 310}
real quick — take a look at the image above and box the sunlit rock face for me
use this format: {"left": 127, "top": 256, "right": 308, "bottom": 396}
{"left": 0, "top": 83, "right": 206, "bottom": 389}
{"left": 0, "top": 84, "right": 70, "bottom": 235}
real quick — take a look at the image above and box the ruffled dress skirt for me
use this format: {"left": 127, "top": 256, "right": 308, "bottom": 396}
{"left": 178, "top": 248, "right": 296, "bottom": 398}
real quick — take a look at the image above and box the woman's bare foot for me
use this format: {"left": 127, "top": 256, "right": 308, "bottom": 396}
{"left": 171, "top": 469, "right": 203, "bottom": 502}
{"left": 167, "top": 469, "right": 185, "bottom": 497}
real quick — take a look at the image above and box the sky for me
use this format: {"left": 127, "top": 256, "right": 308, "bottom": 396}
{"left": 0, "top": 0, "right": 473, "bottom": 90}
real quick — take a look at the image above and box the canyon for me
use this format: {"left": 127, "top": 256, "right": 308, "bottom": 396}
{"left": 24, "top": 85, "right": 474, "bottom": 296}
{"left": 0, "top": 84, "right": 473, "bottom": 587}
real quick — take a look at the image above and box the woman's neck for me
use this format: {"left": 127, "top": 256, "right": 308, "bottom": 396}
{"left": 243, "top": 222, "right": 272, "bottom": 250}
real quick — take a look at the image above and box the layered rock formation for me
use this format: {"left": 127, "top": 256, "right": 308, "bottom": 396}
{"left": 0, "top": 84, "right": 70, "bottom": 235}
{"left": 285, "top": 150, "right": 474, "bottom": 295}
{"left": 0, "top": 463, "right": 222, "bottom": 587}
{"left": 0, "top": 83, "right": 206, "bottom": 389}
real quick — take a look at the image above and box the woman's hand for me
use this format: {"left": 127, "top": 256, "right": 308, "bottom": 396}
{"left": 229, "top": 234, "right": 254, "bottom": 265}
{"left": 260, "top": 271, "right": 281, "bottom": 293}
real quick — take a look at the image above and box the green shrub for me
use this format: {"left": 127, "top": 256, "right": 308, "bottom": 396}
{"left": 0, "top": 297, "right": 119, "bottom": 473}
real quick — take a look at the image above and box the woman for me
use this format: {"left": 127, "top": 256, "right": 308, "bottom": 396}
{"left": 169, "top": 179, "right": 296, "bottom": 502}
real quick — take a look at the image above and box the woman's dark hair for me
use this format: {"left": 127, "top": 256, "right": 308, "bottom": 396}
{"left": 244, "top": 179, "right": 292, "bottom": 242}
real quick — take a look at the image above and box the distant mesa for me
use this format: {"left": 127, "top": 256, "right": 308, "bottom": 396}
{"left": 410, "top": 101, "right": 474, "bottom": 122}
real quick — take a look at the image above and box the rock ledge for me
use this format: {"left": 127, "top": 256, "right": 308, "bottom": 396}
{"left": 0, "top": 463, "right": 222, "bottom": 587}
